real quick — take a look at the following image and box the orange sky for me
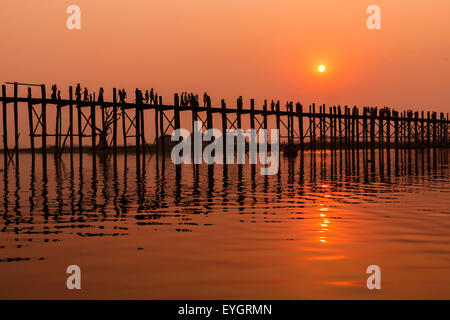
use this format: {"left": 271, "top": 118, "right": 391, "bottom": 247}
{"left": 1, "top": 0, "right": 449, "bottom": 146}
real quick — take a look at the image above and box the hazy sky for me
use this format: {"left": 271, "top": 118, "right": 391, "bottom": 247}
{"left": 1, "top": 0, "right": 449, "bottom": 145}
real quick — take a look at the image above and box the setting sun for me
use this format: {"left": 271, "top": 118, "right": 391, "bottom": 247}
{"left": 318, "top": 65, "right": 326, "bottom": 73}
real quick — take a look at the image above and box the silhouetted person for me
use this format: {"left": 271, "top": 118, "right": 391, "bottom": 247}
{"left": 136, "top": 89, "right": 144, "bottom": 104}
{"left": 119, "top": 89, "right": 127, "bottom": 103}
{"left": 118, "top": 89, "right": 124, "bottom": 103}
{"left": 51, "top": 85, "right": 57, "bottom": 100}
{"left": 98, "top": 88, "right": 104, "bottom": 103}
{"left": 203, "top": 92, "right": 208, "bottom": 107}
{"left": 83, "top": 88, "right": 89, "bottom": 101}
{"left": 145, "top": 90, "right": 149, "bottom": 104}
{"left": 75, "top": 84, "right": 81, "bottom": 101}
{"left": 271, "top": 100, "right": 275, "bottom": 112}
{"left": 150, "top": 88, "right": 154, "bottom": 104}
{"left": 237, "top": 96, "right": 243, "bottom": 109}
{"left": 57, "top": 90, "right": 61, "bottom": 100}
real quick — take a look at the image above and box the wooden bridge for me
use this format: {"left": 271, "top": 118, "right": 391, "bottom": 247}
{"left": 1, "top": 82, "right": 449, "bottom": 167}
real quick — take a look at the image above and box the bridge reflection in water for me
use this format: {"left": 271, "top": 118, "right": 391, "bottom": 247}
{"left": 0, "top": 148, "right": 449, "bottom": 299}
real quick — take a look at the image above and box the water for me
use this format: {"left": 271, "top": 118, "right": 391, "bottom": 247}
{"left": 1, "top": 149, "right": 449, "bottom": 299}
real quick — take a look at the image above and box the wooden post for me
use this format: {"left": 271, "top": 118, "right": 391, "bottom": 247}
{"left": 237, "top": 97, "right": 242, "bottom": 129}
{"left": 112, "top": 88, "right": 117, "bottom": 156}
{"left": 55, "top": 100, "right": 60, "bottom": 155}
{"left": 407, "top": 111, "right": 412, "bottom": 148}
{"left": 69, "top": 87, "right": 74, "bottom": 156}
{"left": 386, "top": 109, "right": 391, "bottom": 151}
{"left": 250, "top": 99, "right": 255, "bottom": 132}
{"left": 159, "top": 102, "right": 164, "bottom": 154}
{"left": 345, "top": 106, "right": 350, "bottom": 149}
{"left": 141, "top": 107, "right": 146, "bottom": 155}
{"left": 338, "top": 106, "right": 342, "bottom": 150}
{"left": 433, "top": 112, "right": 437, "bottom": 147}
{"left": 311, "top": 103, "right": 316, "bottom": 150}
{"left": 77, "top": 94, "right": 83, "bottom": 154}
{"left": 276, "top": 101, "right": 280, "bottom": 146}
{"left": 122, "top": 105, "right": 127, "bottom": 155}
{"left": 135, "top": 91, "right": 141, "bottom": 157}
{"left": 91, "top": 98, "right": 96, "bottom": 155}
{"left": 333, "top": 106, "right": 337, "bottom": 150}
{"left": 379, "top": 108, "right": 384, "bottom": 151}
{"left": 394, "top": 110, "right": 399, "bottom": 150}
{"left": 206, "top": 96, "right": 212, "bottom": 130}
{"left": 289, "top": 102, "right": 294, "bottom": 145}
{"left": 370, "top": 108, "right": 376, "bottom": 151}
{"left": 2, "top": 85, "right": 7, "bottom": 160}
{"left": 27, "top": 88, "right": 35, "bottom": 154}
{"left": 318, "top": 105, "right": 323, "bottom": 150}
{"left": 13, "top": 82, "right": 18, "bottom": 156}
{"left": 297, "top": 103, "right": 303, "bottom": 151}
{"left": 263, "top": 100, "right": 268, "bottom": 131}
{"left": 41, "top": 85, "right": 47, "bottom": 161}
{"left": 154, "top": 104, "right": 158, "bottom": 156}
{"left": 221, "top": 99, "right": 227, "bottom": 163}
{"left": 354, "top": 107, "right": 359, "bottom": 150}
{"left": 351, "top": 107, "right": 356, "bottom": 150}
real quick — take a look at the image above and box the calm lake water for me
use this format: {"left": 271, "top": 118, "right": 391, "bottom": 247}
{"left": 1, "top": 149, "right": 449, "bottom": 299}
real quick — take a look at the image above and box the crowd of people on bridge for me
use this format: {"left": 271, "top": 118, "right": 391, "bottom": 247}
{"left": 53, "top": 84, "right": 215, "bottom": 109}
{"left": 178, "top": 92, "right": 211, "bottom": 108}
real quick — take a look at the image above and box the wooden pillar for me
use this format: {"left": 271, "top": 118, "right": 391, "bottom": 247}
{"left": 159, "top": 103, "right": 164, "bottom": 154}
{"left": 276, "top": 101, "right": 280, "bottom": 144}
{"left": 355, "top": 107, "right": 359, "bottom": 150}
{"left": 311, "top": 103, "right": 316, "bottom": 150}
{"left": 135, "top": 91, "right": 141, "bottom": 157}
{"left": 386, "top": 109, "right": 391, "bottom": 151}
{"left": 69, "top": 87, "right": 74, "bottom": 156}
{"left": 394, "top": 111, "right": 399, "bottom": 150}
{"left": 288, "top": 102, "right": 294, "bottom": 144}
{"left": 250, "top": 99, "right": 255, "bottom": 132}
{"left": 370, "top": 108, "right": 376, "bottom": 150}
{"left": 337, "top": 106, "right": 342, "bottom": 150}
{"left": 112, "top": 88, "right": 118, "bottom": 156}
{"left": 174, "top": 94, "right": 181, "bottom": 130}
{"left": 333, "top": 106, "right": 337, "bottom": 150}
{"left": 237, "top": 97, "right": 242, "bottom": 129}
{"left": 122, "top": 105, "right": 127, "bottom": 156}
{"left": 77, "top": 95, "right": 83, "bottom": 154}
{"left": 2, "top": 85, "right": 7, "bottom": 160}
{"left": 13, "top": 82, "right": 18, "bottom": 155}
{"left": 154, "top": 104, "right": 158, "bottom": 156}
{"left": 41, "top": 85, "right": 47, "bottom": 161}
{"left": 55, "top": 101, "right": 60, "bottom": 155}
{"left": 221, "top": 99, "right": 227, "bottom": 163}
{"left": 351, "top": 107, "right": 356, "bottom": 150}
{"left": 91, "top": 99, "right": 96, "bottom": 155}
{"left": 432, "top": 112, "right": 437, "bottom": 147}
{"left": 27, "top": 88, "right": 35, "bottom": 154}
{"left": 297, "top": 103, "right": 303, "bottom": 151}
{"left": 379, "top": 109, "right": 384, "bottom": 151}
{"left": 141, "top": 107, "right": 146, "bottom": 155}
{"left": 319, "top": 105, "right": 323, "bottom": 150}
{"left": 263, "top": 100, "right": 268, "bottom": 131}
{"left": 206, "top": 97, "right": 212, "bottom": 130}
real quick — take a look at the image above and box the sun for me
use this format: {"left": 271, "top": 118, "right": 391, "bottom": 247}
{"left": 318, "top": 65, "right": 326, "bottom": 73}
